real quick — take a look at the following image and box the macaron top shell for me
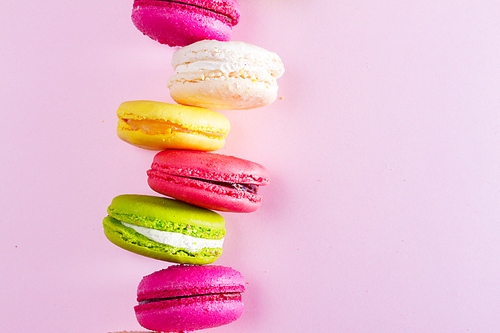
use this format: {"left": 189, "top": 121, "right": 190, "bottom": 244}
{"left": 171, "top": 40, "right": 284, "bottom": 78}
{"left": 150, "top": 150, "right": 270, "bottom": 186}
{"left": 132, "top": 0, "right": 240, "bottom": 47}
{"left": 107, "top": 194, "right": 225, "bottom": 237}
{"left": 137, "top": 265, "right": 245, "bottom": 302}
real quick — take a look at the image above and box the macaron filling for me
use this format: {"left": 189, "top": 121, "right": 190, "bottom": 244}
{"left": 107, "top": 208, "right": 225, "bottom": 239}
{"left": 122, "top": 221, "right": 224, "bottom": 252}
{"left": 138, "top": 292, "right": 242, "bottom": 306}
{"left": 122, "top": 118, "right": 226, "bottom": 138}
{"left": 171, "top": 62, "right": 279, "bottom": 86}
{"left": 148, "top": 169, "right": 261, "bottom": 195}
{"left": 104, "top": 216, "right": 224, "bottom": 261}
{"left": 189, "top": 176, "right": 259, "bottom": 194}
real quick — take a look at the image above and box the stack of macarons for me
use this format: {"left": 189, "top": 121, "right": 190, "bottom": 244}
{"left": 105, "top": 1, "right": 284, "bottom": 332}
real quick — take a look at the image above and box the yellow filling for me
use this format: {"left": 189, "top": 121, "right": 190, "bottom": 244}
{"left": 123, "top": 118, "right": 225, "bottom": 138}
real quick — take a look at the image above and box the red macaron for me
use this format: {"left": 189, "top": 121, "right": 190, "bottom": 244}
{"left": 147, "top": 150, "right": 270, "bottom": 213}
{"left": 131, "top": 0, "right": 240, "bottom": 47}
{"left": 135, "top": 265, "right": 245, "bottom": 332}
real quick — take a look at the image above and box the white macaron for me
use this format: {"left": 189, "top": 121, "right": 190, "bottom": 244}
{"left": 167, "top": 40, "right": 285, "bottom": 110}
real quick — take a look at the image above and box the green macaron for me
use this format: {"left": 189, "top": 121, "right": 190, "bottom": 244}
{"left": 103, "top": 194, "right": 225, "bottom": 265}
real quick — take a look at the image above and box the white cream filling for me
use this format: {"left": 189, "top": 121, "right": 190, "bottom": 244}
{"left": 174, "top": 60, "right": 276, "bottom": 79}
{"left": 121, "top": 222, "right": 224, "bottom": 252}
{"left": 175, "top": 60, "right": 243, "bottom": 74}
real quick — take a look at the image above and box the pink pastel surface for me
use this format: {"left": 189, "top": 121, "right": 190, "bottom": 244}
{"left": 132, "top": 0, "right": 239, "bottom": 46}
{"left": 147, "top": 150, "right": 269, "bottom": 212}
{"left": 2, "top": 1, "right": 500, "bottom": 332}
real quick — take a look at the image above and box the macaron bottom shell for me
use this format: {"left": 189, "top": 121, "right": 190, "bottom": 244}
{"left": 132, "top": 1, "right": 234, "bottom": 47}
{"left": 135, "top": 292, "right": 244, "bottom": 332}
{"left": 168, "top": 77, "right": 279, "bottom": 110}
{"left": 147, "top": 172, "right": 263, "bottom": 213}
{"left": 103, "top": 216, "right": 222, "bottom": 265}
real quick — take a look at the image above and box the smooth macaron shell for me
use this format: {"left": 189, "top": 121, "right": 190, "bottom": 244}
{"left": 103, "top": 194, "right": 226, "bottom": 264}
{"left": 135, "top": 265, "right": 245, "bottom": 332}
{"left": 167, "top": 40, "right": 285, "bottom": 110}
{"left": 117, "top": 100, "right": 230, "bottom": 151}
{"left": 147, "top": 150, "right": 270, "bottom": 213}
{"left": 132, "top": 0, "right": 240, "bottom": 47}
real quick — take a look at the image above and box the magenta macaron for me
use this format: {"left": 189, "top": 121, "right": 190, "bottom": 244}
{"left": 147, "top": 150, "right": 270, "bottom": 213}
{"left": 131, "top": 0, "right": 240, "bottom": 47}
{"left": 135, "top": 265, "right": 245, "bottom": 332}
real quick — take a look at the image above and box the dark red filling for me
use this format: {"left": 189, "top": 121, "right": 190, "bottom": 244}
{"left": 189, "top": 177, "right": 259, "bottom": 194}
{"left": 138, "top": 292, "right": 241, "bottom": 305}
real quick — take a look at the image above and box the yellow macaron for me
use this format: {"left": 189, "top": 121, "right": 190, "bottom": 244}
{"left": 116, "top": 100, "right": 230, "bottom": 151}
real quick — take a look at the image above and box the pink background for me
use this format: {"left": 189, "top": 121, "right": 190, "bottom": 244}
{"left": 2, "top": 1, "right": 500, "bottom": 332}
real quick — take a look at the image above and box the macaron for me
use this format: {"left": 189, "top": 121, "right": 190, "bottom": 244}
{"left": 103, "top": 194, "right": 225, "bottom": 264}
{"left": 167, "top": 40, "right": 285, "bottom": 110}
{"left": 135, "top": 265, "right": 245, "bottom": 332}
{"left": 131, "top": 0, "right": 240, "bottom": 47}
{"left": 116, "top": 100, "right": 230, "bottom": 151}
{"left": 147, "top": 150, "right": 270, "bottom": 213}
